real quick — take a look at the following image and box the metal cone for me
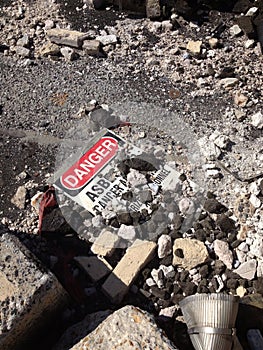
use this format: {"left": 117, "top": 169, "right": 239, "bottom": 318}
{"left": 179, "top": 293, "right": 240, "bottom": 350}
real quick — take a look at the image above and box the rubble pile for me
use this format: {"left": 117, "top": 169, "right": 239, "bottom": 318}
{"left": 0, "top": 1, "right": 263, "bottom": 349}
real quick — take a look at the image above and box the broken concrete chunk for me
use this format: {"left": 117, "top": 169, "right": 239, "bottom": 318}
{"left": 0, "top": 233, "right": 68, "bottom": 350}
{"left": 234, "top": 259, "right": 257, "bottom": 280}
{"left": 82, "top": 39, "right": 100, "bottom": 55}
{"left": 102, "top": 239, "right": 156, "bottom": 303}
{"left": 46, "top": 28, "right": 89, "bottom": 48}
{"left": 74, "top": 256, "right": 112, "bottom": 282}
{"left": 251, "top": 111, "right": 263, "bottom": 129}
{"left": 186, "top": 40, "right": 202, "bottom": 56}
{"left": 11, "top": 185, "right": 27, "bottom": 209}
{"left": 71, "top": 305, "right": 178, "bottom": 350}
{"left": 54, "top": 310, "right": 112, "bottom": 350}
{"left": 91, "top": 230, "right": 120, "bottom": 256}
{"left": 38, "top": 42, "right": 61, "bottom": 57}
{"left": 214, "top": 239, "right": 233, "bottom": 269}
{"left": 172, "top": 238, "right": 209, "bottom": 270}
{"left": 95, "top": 34, "right": 117, "bottom": 46}
{"left": 60, "top": 47, "right": 77, "bottom": 61}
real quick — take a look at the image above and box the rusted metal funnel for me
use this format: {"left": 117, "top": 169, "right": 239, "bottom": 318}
{"left": 179, "top": 293, "right": 240, "bottom": 350}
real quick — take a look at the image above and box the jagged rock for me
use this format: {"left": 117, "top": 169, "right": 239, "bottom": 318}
{"left": 186, "top": 40, "right": 202, "bottom": 56}
{"left": 60, "top": 47, "right": 77, "bottom": 61}
{"left": 95, "top": 34, "right": 117, "bottom": 46}
{"left": 15, "top": 46, "right": 30, "bottom": 58}
{"left": 172, "top": 238, "right": 209, "bottom": 270}
{"left": 158, "top": 234, "right": 172, "bottom": 258}
{"left": 234, "top": 259, "right": 257, "bottom": 280}
{"left": 11, "top": 186, "right": 27, "bottom": 209}
{"left": 71, "top": 305, "right": 178, "bottom": 349}
{"left": 38, "top": 42, "right": 61, "bottom": 57}
{"left": 214, "top": 239, "right": 233, "bottom": 269}
{"left": 251, "top": 111, "right": 263, "bottom": 129}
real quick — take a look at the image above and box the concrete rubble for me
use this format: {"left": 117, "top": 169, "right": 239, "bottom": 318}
{"left": 70, "top": 305, "right": 178, "bottom": 350}
{"left": 0, "top": 232, "right": 68, "bottom": 350}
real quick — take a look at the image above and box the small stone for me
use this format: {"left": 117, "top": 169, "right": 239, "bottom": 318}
{"left": 159, "top": 305, "right": 178, "bottom": 318}
{"left": 234, "top": 92, "right": 248, "bottom": 107}
{"left": 234, "top": 259, "right": 257, "bottom": 280}
{"left": 127, "top": 169, "right": 147, "bottom": 187}
{"left": 146, "top": 277, "right": 156, "bottom": 287}
{"left": 257, "top": 260, "right": 263, "bottom": 277}
{"left": 44, "top": 19, "right": 55, "bottom": 30}
{"left": 83, "top": 39, "right": 100, "bottom": 55}
{"left": 249, "top": 194, "right": 261, "bottom": 209}
{"left": 172, "top": 238, "right": 209, "bottom": 270}
{"left": 186, "top": 40, "right": 202, "bottom": 56}
{"left": 11, "top": 186, "right": 27, "bottom": 209}
{"left": 178, "top": 197, "right": 194, "bottom": 215}
{"left": 15, "top": 46, "right": 30, "bottom": 58}
{"left": 160, "top": 265, "right": 175, "bottom": 279}
{"left": 244, "top": 39, "right": 255, "bottom": 48}
{"left": 95, "top": 34, "right": 117, "bottom": 46}
{"left": 219, "top": 78, "right": 239, "bottom": 88}
{"left": 158, "top": 235, "right": 172, "bottom": 259}
{"left": 208, "top": 38, "right": 219, "bottom": 49}
{"left": 246, "top": 7, "right": 258, "bottom": 16}
{"left": 118, "top": 224, "right": 136, "bottom": 241}
{"left": 251, "top": 111, "right": 263, "bottom": 129}
{"left": 236, "top": 285, "right": 246, "bottom": 297}
{"left": 214, "top": 239, "right": 233, "bottom": 269}
{"left": 60, "top": 47, "right": 77, "bottom": 61}
{"left": 230, "top": 24, "right": 242, "bottom": 36}
{"left": 38, "top": 42, "right": 60, "bottom": 57}
{"left": 16, "top": 34, "right": 30, "bottom": 48}
{"left": 162, "top": 20, "right": 173, "bottom": 31}
{"left": 234, "top": 109, "right": 246, "bottom": 121}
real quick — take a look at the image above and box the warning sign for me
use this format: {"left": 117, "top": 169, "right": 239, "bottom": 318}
{"left": 54, "top": 129, "right": 181, "bottom": 216}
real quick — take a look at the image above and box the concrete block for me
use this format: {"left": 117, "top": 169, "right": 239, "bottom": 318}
{"left": 102, "top": 239, "right": 156, "bottom": 303}
{"left": 74, "top": 256, "right": 112, "bottom": 282}
{"left": 0, "top": 233, "right": 68, "bottom": 350}
{"left": 46, "top": 28, "right": 89, "bottom": 48}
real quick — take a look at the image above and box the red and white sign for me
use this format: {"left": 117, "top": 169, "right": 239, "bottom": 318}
{"left": 61, "top": 136, "right": 118, "bottom": 190}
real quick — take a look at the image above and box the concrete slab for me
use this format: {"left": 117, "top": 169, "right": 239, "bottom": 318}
{"left": 0, "top": 232, "right": 68, "bottom": 350}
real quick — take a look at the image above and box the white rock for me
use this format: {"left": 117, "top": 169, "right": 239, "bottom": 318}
{"left": 245, "top": 39, "right": 255, "bottom": 49}
{"left": 251, "top": 111, "right": 263, "bottom": 129}
{"left": 219, "top": 78, "right": 239, "bottom": 88}
{"left": 249, "top": 182, "right": 261, "bottom": 196}
{"left": 198, "top": 136, "right": 221, "bottom": 160}
{"left": 230, "top": 24, "right": 242, "bottom": 36}
{"left": 146, "top": 277, "right": 156, "bottom": 287}
{"left": 249, "top": 194, "right": 261, "bottom": 209}
{"left": 237, "top": 242, "right": 249, "bottom": 253}
{"left": 60, "top": 47, "right": 76, "bottom": 61}
{"left": 127, "top": 169, "right": 147, "bottom": 187}
{"left": 250, "top": 237, "right": 263, "bottom": 258}
{"left": 179, "top": 197, "right": 195, "bottom": 215}
{"left": 236, "top": 286, "right": 246, "bottom": 297}
{"left": 160, "top": 265, "right": 175, "bottom": 279}
{"left": 162, "top": 20, "right": 173, "bottom": 31}
{"left": 95, "top": 34, "right": 117, "bottom": 46}
{"left": 157, "top": 235, "right": 172, "bottom": 258}
{"left": 118, "top": 224, "right": 136, "bottom": 240}
{"left": 246, "top": 7, "right": 258, "bottom": 16}
{"left": 159, "top": 305, "right": 178, "bottom": 318}
{"left": 151, "top": 268, "right": 164, "bottom": 288}
{"left": 214, "top": 239, "right": 233, "bottom": 269}
{"left": 234, "top": 259, "right": 257, "bottom": 280}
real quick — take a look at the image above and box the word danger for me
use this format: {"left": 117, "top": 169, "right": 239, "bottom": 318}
{"left": 61, "top": 137, "right": 118, "bottom": 190}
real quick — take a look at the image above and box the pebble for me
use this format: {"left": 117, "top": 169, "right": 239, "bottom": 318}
{"left": 15, "top": 46, "right": 30, "bottom": 58}
{"left": 230, "top": 24, "right": 242, "bottom": 36}
{"left": 219, "top": 77, "right": 239, "bottom": 88}
{"left": 117, "top": 224, "right": 136, "bottom": 241}
{"left": 251, "top": 111, "right": 263, "bottom": 129}
{"left": 95, "top": 34, "right": 117, "bottom": 46}
{"left": 157, "top": 234, "right": 172, "bottom": 259}
{"left": 60, "top": 47, "right": 77, "bottom": 61}
{"left": 236, "top": 285, "right": 246, "bottom": 297}
{"left": 186, "top": 40, "right": 202, "bottom": 56}
{"left": 249, "top": 194, "right": 261, "bottom": 209}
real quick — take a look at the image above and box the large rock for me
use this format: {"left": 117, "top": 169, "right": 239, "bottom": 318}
{"left": 46, "top": 29, "right": 89, "bottom": 48}
{"left": 172, "top": 238, "right": 209, "bottom": 270}
{"left": 0, "top": 233, "right": 68, "bottom": 350}
{"left": 71, "top": 305, "right": 178, "bottom": 349}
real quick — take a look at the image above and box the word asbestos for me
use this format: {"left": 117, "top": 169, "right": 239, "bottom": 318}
{"left": 54, "top": 129, "right": 177, "bottom": 217}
